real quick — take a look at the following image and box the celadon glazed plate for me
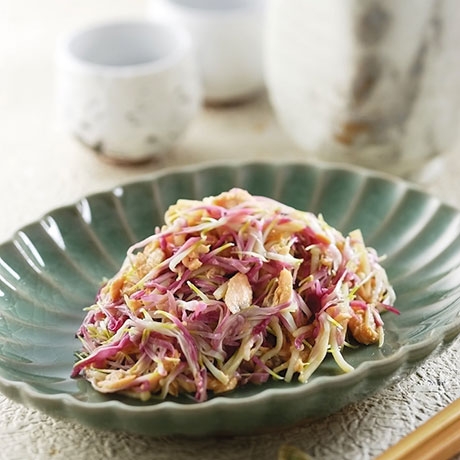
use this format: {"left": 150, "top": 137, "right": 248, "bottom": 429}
{"left": 0, "top": 160, "right": 459, "bottom": 437}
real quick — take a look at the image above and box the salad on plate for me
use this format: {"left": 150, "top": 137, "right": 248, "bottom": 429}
{"left": 72, "top": 188, "right": 396, "bottom": 402}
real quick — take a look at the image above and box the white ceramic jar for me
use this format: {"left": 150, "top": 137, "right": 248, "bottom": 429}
{"left": 265, "top": 0, "right": 460, "bottom": 179}
{"left": 56, "top": 20, "right": 202, "bottom": 163}
{"left": 149, "top": 0, "right": 266, "bottom": 104}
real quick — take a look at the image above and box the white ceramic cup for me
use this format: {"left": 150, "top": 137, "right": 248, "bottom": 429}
{"left": 149, "top": 0, "right": 266, "bottom": 104}
{"left": 264, "top": 0, "right": 460, "bottom": 179}
{"left": 56, "top": 20, "right": 202, "bottom": 163}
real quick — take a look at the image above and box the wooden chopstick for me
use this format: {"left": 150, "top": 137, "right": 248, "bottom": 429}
{"left": 375, "top": 398, "right": 460, "bottom": 460}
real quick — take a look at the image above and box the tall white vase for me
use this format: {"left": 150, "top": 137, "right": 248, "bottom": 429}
{"left": 264, "top": 0, "right": 460, "bottom": 178}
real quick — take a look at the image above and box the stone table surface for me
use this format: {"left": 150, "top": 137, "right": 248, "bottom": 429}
{"left": 0, "top": 1, "right": 459, "bottom": 459}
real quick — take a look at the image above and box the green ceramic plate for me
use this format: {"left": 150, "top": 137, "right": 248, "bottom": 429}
{"left": 0, "top": 160, "right": 459, "bottom": 437}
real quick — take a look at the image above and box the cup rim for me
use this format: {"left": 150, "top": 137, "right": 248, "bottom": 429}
{"left": 57, "top": 19, "right": 193, "bottom": 77}
{"left": 158, "top": 0, "right": 265, "bottom": 17}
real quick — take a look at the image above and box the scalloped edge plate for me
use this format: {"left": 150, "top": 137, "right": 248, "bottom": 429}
{"left": 0, "top": 159, "right": 459, "bottom": 437}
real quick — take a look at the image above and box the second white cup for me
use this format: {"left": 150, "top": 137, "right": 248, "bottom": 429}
{"left": 149, "top": 0, "right": 266, "bottom": 104}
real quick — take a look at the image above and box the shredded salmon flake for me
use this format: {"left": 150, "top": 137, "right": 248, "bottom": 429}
{"left": 225, "top": 272, "right": 253, "bottom": 313}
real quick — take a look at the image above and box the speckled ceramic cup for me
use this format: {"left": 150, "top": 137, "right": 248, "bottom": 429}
{"left": 56, "top": 20, "right": 202, "bottom": 163}
{"left": 265, "top": 0, "right": 460, "bottom": 180}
